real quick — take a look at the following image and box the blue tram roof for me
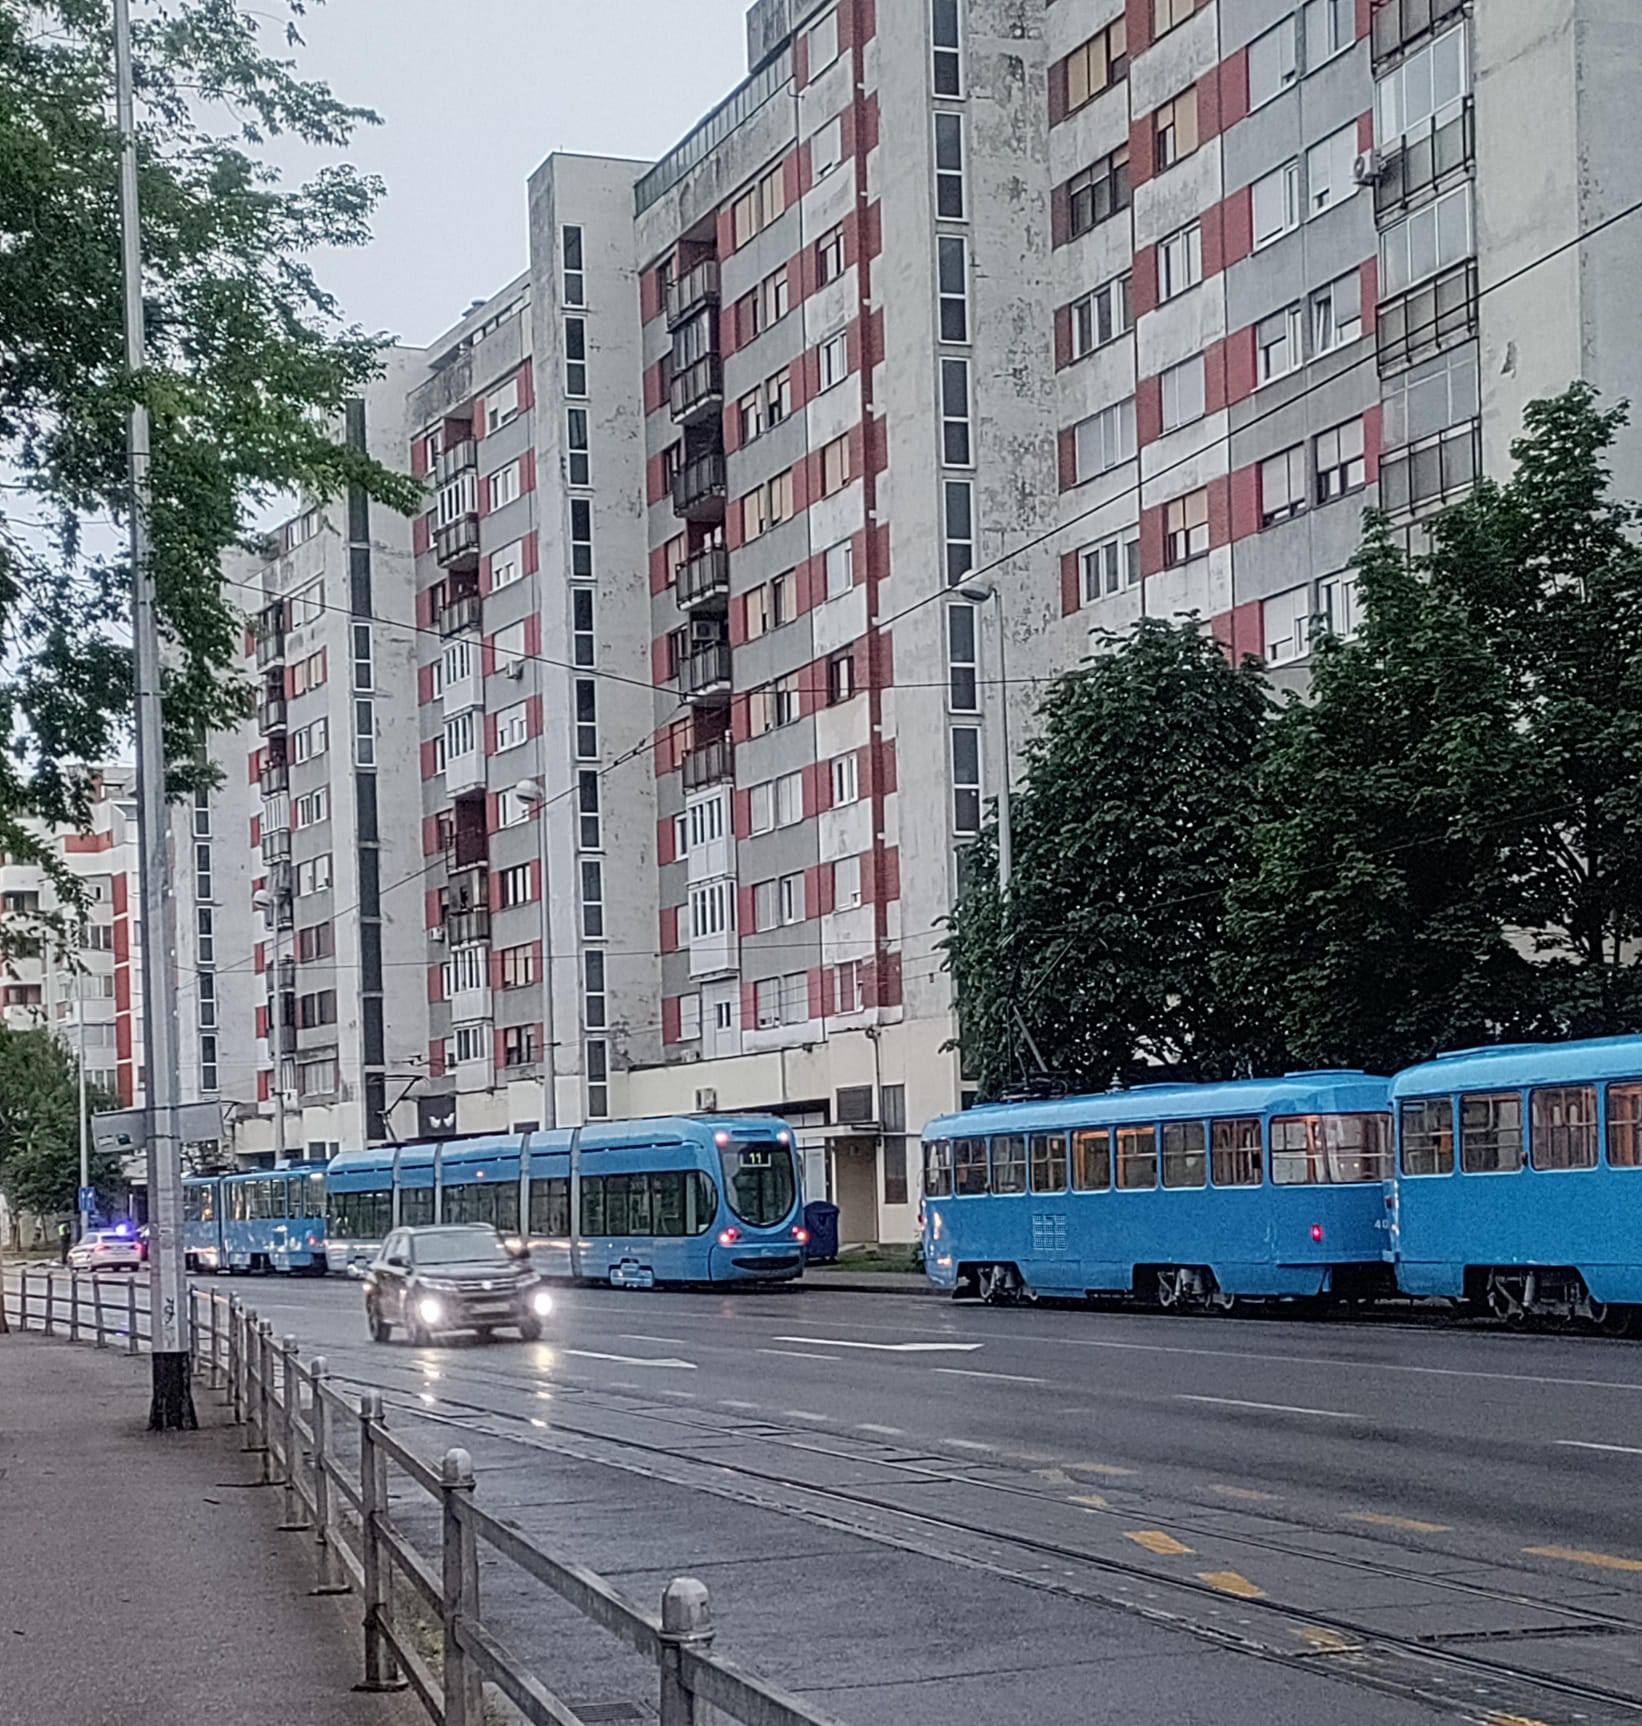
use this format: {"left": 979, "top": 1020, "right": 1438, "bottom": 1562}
{"left": 925, "top": 1071, "right": 1392, "bottom": 1139}
{"left": 1391, "top": 1034, "right": 1642, "bottom": 1099}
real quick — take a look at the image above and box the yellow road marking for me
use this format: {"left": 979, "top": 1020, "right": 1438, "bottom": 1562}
{"left": 1198, "top": 1569, "right": 1265, "bottom": 1599}
{"left": 1295, "top": 1626, "right": 1362, "bottom": 1656}
{"left": 1125, "top": 1529, "right": 1193, "bottom": 1556}
{"left": 1347, "top": 1512, "right": 1451, "bottom": 1534}
{"left": 1034, "top": 1466, "right": 1077, "bottom": 1488}
{"left": 1210, "top": 1484, "right": 1279, "bottom": 1503}
{"left": 1525, "top": 1544, "right": 1642, "bottom": 1573}
{"left": 1068, "top": 1493, "right": 1109, "bottom": 1510}
{"left": 1485, "top": 1715, "right": 1554, "bottom": 1726}
{"left": 1071, "top": 1461, "right": 1138, "bottom": 1477}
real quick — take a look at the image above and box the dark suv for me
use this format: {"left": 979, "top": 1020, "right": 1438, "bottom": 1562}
{"left": 364, "top": 1224, "right": 552, "bottom": 1345}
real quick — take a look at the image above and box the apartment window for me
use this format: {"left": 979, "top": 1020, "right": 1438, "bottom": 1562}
{"left": 732, "top": 162, "right": 787, "bottom": 249}
{"left": 1073, "top": 399, "right": 1136, "bottom": 482}
{"left": 948, "top": 604, "right": 978, "bottom": 711}
{"left": 737, "top": 387, "right": 764, "bottom": 445}
{"left": 488, "top": 460, "right": 522, "bottom": 511}
{"left": 291, "top": 716, "right": 328, "bottom": 762}
{"left": 1160, "top": 356, "right": 1206, "bottom": 432}
{"left": 776, "top": 770, "right": 804, "bottom": 827}
{"left": 1164, "top": 489, "right": 1209, "bottom": 566}
{"left": 1303, "top": 0, "right": 1353, "bottom": 67}
{"left": 1314, "top": 418, "right": 1366, "bottom": 502}
{"left": 442, "top": 710, "right": 476, "bottom": 763}
{"left": 564, "top": 317, "right": 587, "bottom": 397}
{"left": 802, "top": 222, "right": 843, "bottom": 296}
{"left": 749, "top": 781, "right": 775, "bottom": 835}
{"left": 812, "top": 114, "right": 844, "bottom": 179}
{"left": 197, "top": 907, "right": 215, "bottom": 964}
{"left": 562, "top": 224, "right": 585, "bottom": 306}
{"left": 753, "top": 878, "right": 779, "bottom": 933}
{"left": 578, "top": 772, "right": 601, "bottom": 851}
{"left": 678, "top": 993, "right": 702, "bottom": 1042}
{"left": 1380, "top": 185, "right": 1472, "bottom": 295}
{"left": 1376, "top": 25, "right": 1467, "bottom": 146}
{"left": 932, "top": 0, "right": 962, "bottom": 95}
{"left": 299, "top": 1055, "right": 340, "bottom": 1096}
{"left": 498, "top": 787, "right": 533, "bottom": 830}
{"left": 832, "top": 752, "right": 860, "bottom": 806}
{"left": 1382, "top": 345, "right": 1479, "bottom": 449}
{"left": 200, "top": 1035, "right": 218, "bottom": 1092}
{"left": 1068, "top": 147, "right": 1129, "bottom": 237}
{"left": 1158, "top": 223, "right": 1202, "bottom": 300}
{"left": 1379, "top": 422, "right": 1478, "bottom": 515}
{"left": 489, "top": 541, "right": 525, "bottom": 593}
{"left": 496, "top": 863, "right": 533, "bottom": 909}
{"left": 1065, "top": 18, "right": 1127, "bottom": 113}
{"left": 495, "top": 701, "right": 529, "bottom": 752}
{"left": 934, "top": 113, "right": 966, "bottom": 219}
{"left": 441, "top": 637, "right": 474, "bottom": 688}
{"left": 688, "top": 794, "right": 725, "bottom": 849}
{"left": 581, "top": 860, "right": 605, "bottom": 937}
{"left": 355, "top": 699, "right": 375, "bottom": 767}
{"left": 1264, "top": 583, "right": 1314, "bottom": 665}
{"left": 583, "top": 949, "right": 607, "bottom": 1030}
{"left": 820, "top": 328, "right": 851, "bottom": 391}
{"left": 1307, "top": 124, "right": 1358, "bottom": 218}
{"left": 754, "top": 977, "right": 781, "bottom": 1029}
{"left": 1081, "top": 533, "right": 1140, "bottom": 601}
{"left": 296, "top": 920, "right": 334, "bottom": 964}
{"left": 571, "top": 587, "right": 595, "bottom": 668}
{"left": 1320, "top": 570, "right": 1361, "bottom": 640}
{"left": 298, "top": 990, "right": 337, "bottom": 1029}
{"left": 951, "top": 726, "right": 981, "bottom": 833}
{"left": 689, "top": 878, "right": 730, "bottom": 940}
{"left": 825, "top": 539, "right": 854, "bottom": 601}
{"left": 1261, "top": 446, "right": 1308, "bottom": 525}
{"left": 1311, "top": 271, "right": 1362, "bottom": 355}
{"left": 832, "top": 855, "right": 862, "bottom": 912}
{"left": 777, "top": 872, "right": 806, "bottom": 927}
{"left": 194, "top": 842, "right": 213, "bottom": 901}
{"left": 198, "top": 972, "right": 217, "bottom": 1030}
{"left": 502, "top": 1025, "right": 538, "bottom": 1069}
{"left": 1070, "top": 275, "right": 1130, "bottom": 359}
{"left": 1154, "top": 89, "right": 1199, "bottom": 170}
{"left": 835, "top": 960, "right": 864, "bottom": 1014}
{"left": 827, "top": 651, "right": 857, "bottom": 706}
{"left": 940, "top": 360, "right": 971, "bottom": 467}
{"left": 821, "top": 434, "right": 852, "bottom": 495}
{"left": 1248, "top": 15, "right": 1297, "bottom": 109}
{"left": 294, "top": 787, "right": 330, "bottom": 829}
{"left": 766, "top": 366, "right": 793, "bottom": 428}
{"left": 289, "top": 579, "right": 324, "bottom": 627}
{"left": 937, "top": 236, "right": 969, "bottom": 343}
{"left": 566, "top": 408, "right": 590, "bottom": 487}
{"left": 574, "top": 679, "right": 597, "bottom": 759}
{"left": 761, "top": 266, "right": 790, "bottom": 328}
{"left": 1252, "top": 160, "right": 1301, "bottom": 248}
{"left": 1256, "top": 304, "right": 1304, "bottom": 385}
{"left": 780, "top": 971, "right": 809, "bottom": 1025}
{"left": 1154, "top": 0, "right": 1195, "bottom": 37}
{"left": 943, "top": 481, "right": 973, "bottom": 586}
{"left": 570, "top": 498, "right": 593, "bottom": 578}
{"left": 486, "top": 377, "right": 521, "bottom": 435}
{"left": 296, "top": 854, "right": 332, "bottom": 896}
{"left": 805, "top": 6, "right": 839, "bottom": 72}
{"left": 499, "top": 944, "right": 536, "bottom": 989}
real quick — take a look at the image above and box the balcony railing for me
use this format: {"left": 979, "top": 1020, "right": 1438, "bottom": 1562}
{"left": 680, "top": 642, "right": 732, "bottom": 704}
{"left": 438, "top": 591, "right": 483, "bottom": 637}
{"left": 666, "top": 259, "right": 721, "bottom": 329}
{"left": 445, "top": 906, "right": 491, "bottom": 947}
{"left": 435, "top": 439, "right": 477, "bottom": 487}
{"left": 677, "top": 545, "right": 730, "bottom": 612}
{"left": 255, "top": 629, "right": 286, "bottom": 669}
{"left": 258, "top": 694, "right": 288, "bottom": 735}
{"left": 670, "top": 353, "right": 724, "bottom": 425}
{"left": 434, "top": 513, "right": 481, "bottom": 571}
{"left": 672, "top": 451, "right": 727, "bottom": 522}
{"left": 1374, "top": 101, "right": 1473, "bottom": 217}
{"left": 682, "top": 736, "right": 733, "bottom": 790}
{"left": 259, "top": 761, "right": 289, "bottom": 796}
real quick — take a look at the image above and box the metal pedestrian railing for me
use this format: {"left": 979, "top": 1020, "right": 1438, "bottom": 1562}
{"left": 0, "top": 1266, "right": 846, "bottom": 1726}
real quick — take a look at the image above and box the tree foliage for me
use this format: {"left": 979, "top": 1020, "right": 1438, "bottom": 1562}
{"left": 0, "top": 1025, "right": 120, "bottom": 1216}
{"left": 0, "top": 0, "right": 418, "bottom": 935}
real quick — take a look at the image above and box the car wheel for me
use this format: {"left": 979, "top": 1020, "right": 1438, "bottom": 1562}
{"left": 405, "top": 1310, "right": 430, "bottom": 1348}
{"left": 518, "top": 1315, "right": 543, "bottom": 1342}
{"left": 367, "top": 1301, "right": 390, "bottom": 1344}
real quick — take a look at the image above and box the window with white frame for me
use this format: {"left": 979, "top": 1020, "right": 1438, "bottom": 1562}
{"left": 1248, "top": 15, "right": 1297, "bottom": 108}
{"left": 296, "top": 854, "right": 332, "bottom": 896}
{"left": 1256, "top": 304, "right": 1304, "bottom": 385}
{"left": 495, "top": 701, "right": 528, "bottom": 752}
{"left": 1068, "top": 146, "right": 1129, "bottom": 236}
{"left": 690, "top": 879, "right": 731, "bottom": 939}
{"left": 294, "top": 787, "right": 330, "bottom": 829}
{"left": 932, "top": 0, "right": 962, "bottom": 95}
{"left": 755, "top": 977, "right": 781, "bottom": 1029}
{"left": 1382, "top": 344, "right": 1479, "bottom": 448}
{"left": 1302, "top": 0, "right": 1353, "bottom": 67}
{"left": 1311, "top": 270, "right": 1362, "bottom": 355}
{"left": 355, "top": 699, "right": 375, "bottom": 767}
{"left": 1073, "top": 399, "right": 1136, "bottom": 481}
{"left": 749, "top": 781, "right": 775, "bottom": 835}
{"left": 1264, "top": 584, "right": 1314, "bottom": 665}
{"left": 1252, "top": 160, "right": 1301, "bottom": 248}
{"left": 441, "top": 637, "right": 474, "bottom": 687}
{"left": 1380, "top": 185, "right": 1472, "bottom": 295}
{"left": 452, "top": 1024, "right": 488, "bottom": 1066}
{"left": 753, "top": 878, "right": 779, "bottom": 933}
{"left": 944, "top": 480, "right": 973, "bottom": 586}
{"left": 574, "top": 678, "right": 597, "bottom": 759}
{"left": 1070, "top": 274, "right": 1130, "bottom": 359}
{"left": 812, "top": 114, "right": 844, "bottom": 179}
{"left": 1260, "top": 446, "right": 1308, "bottom": 525}
{"left": 567, "top": 408, "right": 590, "bottom": 486}
{"left": 835, "top": 960, "right": 863, "bottom": 1015}
{"left": 1306, "top": 123, "right": 1358, "bottom": 218}
{"left": 824, "top": 538, "right": 854, "bottom": 600}
{"left": 806, "top": 6, "right": 839, "bottom": 73}
{"left": 1157, "top": 223, "right": 1202, "bottom": 300}
{"left": 1164, "top": 489, "right": 1209, "bottom": 565}
{"left": 831, "top": 752, "right": 860, "bottom": 806}
{"left": 445, "top": 945, "right": 485, "bottom": 996}
{"left": 780, "top": 971, "right": 809, "bottom": 1025}
{"left": 498, "top": 862, "right": 533, "bottom": 908}
{"left": 687, "top": 793, "right": 725, "bottom": 849}
{"left": 489, "top": 459, "right": 522, "bottom": 510}
{"left": 779, "top": 872, "right": 806, "bottom": 925}
{"left": 935, "top": 112, "right": 966, "bottom": 220}
{"left": 947, "top": 603, "right": 977, "bottom": 711}
{"left": 485, "top": 377, "right": 521, "bottom": 435}
{"left": 1320, "top": 570, "right": 1361, "bottom": 640}
{"left": 776, "top": 771, "right": 804, "bottom": 827}
{"left": 498, "top": 787, "right": 531, "bottom": 829}
{"left": 1376, "top": 25, "right": 1466, "bottom": 146}
{"left": 820, "top": 327, "right": 851, "bottom": 390}
{"left": 353, "top": 623, "right": 373, "bottom": 691}
{"left": 572, "top": 587, "right": 595, "bottom": 668}
{"left": 951, "top": 726, "right": 981, "bottom": 834}
{"left": 562, "top": 225, "right": 585, "bottom": 306}
{"left": 491, "top": 540, "right": 525, "bottom": 591}
{"left": 937, "top": 236, "right": 969, "bottom": 344}
{"left": 1081, "top": 533, "right": 1140, "bottom": 601}
{"left": 1314, "top": 417, "right": 1366, "bottom": 502}
{"left": 289, "top": 580, "right": 324, "bottom": 627}
{"left": 580, "top": 860, "right": 604, "bottom": 935}
{"left": 835, "top": 854, "right": 863, "bottom": 909}
{"left": 941, "top": 358, "right": 972, "bottom": 466}
{"left": 564, "top": 317, "right": 588, "bottom": 397}
{"left": 679, "top": 992, "right": 702, "bottom": 1041}
{"left": 443, "top": 710, "right": 477, "bottom": 760}
{"left": 1159, "top": 356, "right": 1206, "bottom": 431}
{"left": 578, "top": 772, "right": 601, "bottom": 850}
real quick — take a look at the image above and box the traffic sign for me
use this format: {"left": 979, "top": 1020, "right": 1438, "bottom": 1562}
{"left": 77, "top": 1185, "right": 97, "bottom": 1213}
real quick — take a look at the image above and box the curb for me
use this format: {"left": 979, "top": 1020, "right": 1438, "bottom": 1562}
{"left": 803, "top": 1273, "right": 944, "bottom": 1297}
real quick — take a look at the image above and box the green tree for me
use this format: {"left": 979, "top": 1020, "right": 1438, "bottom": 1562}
{"left": 0, "top": 0, "right": 418, "bottom": 935}
{"left": 945, "top": 618, "right": 1278, "bottom": 1098}
{"left": 0, "top": 1026, "right": 120, "bottom": 1217}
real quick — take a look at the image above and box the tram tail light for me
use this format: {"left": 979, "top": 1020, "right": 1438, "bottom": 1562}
{"left": 792, "top": 1226, "right": 810, "bottom": 1245}
{"left": 1310, "top": 1224, "right": 1325, "bottom": 1243}
{"left": 718, "top": 1226, "right": 740, "bottom": 1246}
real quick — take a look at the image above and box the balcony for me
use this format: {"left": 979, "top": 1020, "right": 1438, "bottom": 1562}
{"left": 677, "top": 545, "right": 730, "bottom": 613}
{"left": 445, "top": 738, "right": 484, "bottom": 797}
{"left": 258, "top": 693, "right": 288, "bottom": 735}
{"left": 445, "top": 906, "right": 491, "bottom": 947}
{"left": 672, "top": 451, "right": 727, "bottom": 522}
{"left": 261, "top": 826, "right": 291, "bottom": 868}
{"left": 1374, "top": 102, "right": 1473, "bottom": 217}
{"left": 259, "top": 760, "right": 289, "bottom": 796}
{"left": 434, "top": 512, "right": 481, "bottom": 571}
{"left": 670, "top": 353, "right": 724, "bottom": 425}
{"left": 682, "top": 736, "right": 733, "bottom": 791}
{"left": 255, "top": 626, "right": 286, "bottom": 669}
{"left": 439, "top": 591, "right": 483, "bottom": 637}
{"left": 436, "top": 439, "right": 477, "bottom": 488}
{"left": 666, "top": 258, "right": 721, "bottom": 329}
{"left": 680, "top": 642, "right": 732, "bottom": 705}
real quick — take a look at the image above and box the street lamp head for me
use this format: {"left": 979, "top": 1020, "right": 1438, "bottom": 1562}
{"left": 955, "top": 574, "right": 997, "bottom": 606}
{"left": 514, "top": 777, "right": 546, "bottom": 808}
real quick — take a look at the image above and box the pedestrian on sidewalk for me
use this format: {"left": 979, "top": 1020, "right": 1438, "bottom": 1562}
{"left": 57, "top": 1217, "right": 71, "bottom": 1264}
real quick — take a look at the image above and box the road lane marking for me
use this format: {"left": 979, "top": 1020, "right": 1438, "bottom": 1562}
{"left": 1209, "top": 1485, "right": 1278, "bottom": 1503}
{"left": 1034, "top": 1467, "right": 1077, "bottom": 1488}
{"left": 933, "top": 1367, "right": 1048, "bottom": 1385}
{"left": 618, "top": 1334, "right": 694, "bottom": 1347}
{"left": 1126, "top": 1529, "right": 1193, "bottom": 1557}
{"left": 562, "top": 1349, "right": 698, "bottom": 1371}
{"left": 1198, "top": 1569, "right": 1265, "bottom": 1599}
{"left": 856, "top": 1423, "right": 904, "bottom": 1436}
{"left": 783, "top": 1410, "right": 827, "bottom": 1422}
{"left": 1556, "top": 1439, "right": 1642, "bottom": 1457}
{"left": 1177, "top": 1394, "right": 1361, "bottom": 1420}
{"left": 1069, "top": 1493, "right": 1109, "bottom": 1510}
{"left": 757, "top": 1348, "right": 839, "bottom": 1362}
{"left": 1347, "top": 1512, "right": 1450, "bottom": 1534}
{"left": 773, "top": 1336, "right": 984, "bottom": 1353}
{"left": 1071, "top": 1461, "right": 1138, "bottom": 1477}
{"left": 1484, "top": 1715, "right": 1553, "bottom": 1726}
{"left": 1295, "top": 1627, "right": 1362, "bottom": 1656}
{"left": 1525, "top": 1544, "right": 1642, "bottom": 1573}
{"left": 721, "top": 1399, "right": 761, "bottom": 1411}
{"left": 948, "top": 1438, "right": 994, "bottom": 1452}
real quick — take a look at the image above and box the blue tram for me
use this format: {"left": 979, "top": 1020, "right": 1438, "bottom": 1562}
{"left": 921, "top": 1072, "right": 1396, "bottom": 1307}
{"left": 326, "top": 1115, "right": 807, "bottom": 1288}
{"left": 182, "top": 1168, "right": 328, "bottom": 1273}
{"left": 1391, "top": 1034, "right": 1642, "bottom": 1324}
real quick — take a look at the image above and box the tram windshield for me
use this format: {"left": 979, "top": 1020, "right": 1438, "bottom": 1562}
{"left": 719, "top": 1140, "right": 797, "bottom": 1227}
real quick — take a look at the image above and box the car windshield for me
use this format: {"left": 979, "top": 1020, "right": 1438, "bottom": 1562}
{"left": 718, "top": 1141, "right": 797, "bottom": 1228}
{"left": 413, "top": 1229, "right": 508, "bottom": 1266}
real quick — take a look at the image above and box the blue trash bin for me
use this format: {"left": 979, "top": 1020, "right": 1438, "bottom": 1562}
{"left": 803, "top": 1201, "right": 840, "bottom": 1265}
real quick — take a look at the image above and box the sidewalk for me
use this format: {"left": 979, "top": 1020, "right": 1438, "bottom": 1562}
{"left": 0, "top": 1335, "right": 415, "bottom": 1726}
{"left": 804, "top": 1267, "right": 941, "bottom": 1296}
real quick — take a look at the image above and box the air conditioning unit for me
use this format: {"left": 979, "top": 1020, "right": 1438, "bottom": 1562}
{"left": 504, "top": 658, "right": 527, "bottom": 680}
{"left": 1352, "top": 149, "right": 1384, "bottom": 186}
{"left": 694, "top": 1086, "right": 718, "bottom": 1112}
{"left": 429, "top": 926, "right": 447, "bottom": 944}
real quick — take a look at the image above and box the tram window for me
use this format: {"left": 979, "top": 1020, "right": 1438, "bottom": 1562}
{"left": 495, "top": 1185, "right": 519, "bottom": 1232}
{"left": 1161, "top": 1121, "right": 1207, "bottom": 1189}
{"left": 651, "top": 1172, "right": 686, "bottom": 1236}
{"left": 953, "top": 1136, "right": 989, "bottom": 1195}
{"left": 1073, "top": 1128, "right": 1111, "bottom": 1190}
{"left": 287, "top": 1177, "right": 309, "bottom": 1216}
{"left": 1398, "top": 1101, "right": 1454, "bottom": 1176}
{"left": 603, "top": 1174, "right": 631, "bottom": 1235}
{"left": 1030, "top": 1132, "right": 1068, "bottom": 1193}
{"left": 581, "top": 1176, "right": 607, "bottom": 1235}
{"left": 924, "top": 1139, "right": 954, "bottom": 1197}
{"left": 1530, "top": 1085, "right": 1598, "bottom": 1170}
{"left": 1459, "top": 1092, "right": 1523, "bottom": 1173}
{"left": 1607, "top": 1084, "right": 1642, "bottom": 1169}
{"left": 184, "top": 1187, "right": 202, "bottom": 1223}
{"left": 684, "top": 1171, "right": 716, "bottom": 1235}
{"left": 1115, "top": 1125, "right": 1158, "bottom": 1190}
{"left": 256, "top": 1179, "right": 285, "bottom": 1220}
{"left": 1276, "top": 1114, "right": 1393, "bottom": 1184}
{"left": 991, "top": 1134, "right": 1027, "bottom": 1194}
{"left": 401, "top": 1187, "right": 435, "bottom": 1227}
{"left": 1210, "top": 1118, "right": 1262, "bottom": 1186}
{"left": 529, "top": 1177, "right": 571, "bottom": 1235}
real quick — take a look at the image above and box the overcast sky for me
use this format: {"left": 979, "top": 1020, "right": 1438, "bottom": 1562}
{"left": 277, "top": 1, "right": 751, "bottom": 349}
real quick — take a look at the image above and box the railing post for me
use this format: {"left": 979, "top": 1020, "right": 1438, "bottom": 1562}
{"left": 209, "top": 1292, "right": 223, "bottom": 1392}
{"left": 258, "top": 1322, "right": 275, "bottom": 1480}
{"left": 44, "top": 1270, "right": 55, "bottom": 1337}
{"left": 279, "top": 1337, "right": 308, "bottom": 1530}
{"left": 308, "top": 1358, "right": 348, "bottom": 1596}
{"left": 20, "top": 1269, "right": 30, "bottom": 1333}
{"left": 658, "top": 1577, "right": 715, "bottom": 1726}
{"left": 91, "top": 1275, "right": 106, "bottom": 1347}
{"left": 69, "top": 1269, "right": 81, "bottom": 1343}
{"left": 227, "top": 1299, "right": 242, "bottom": 1423}
{"left": 125, "top": 1273, "right": 138, "bottom": 1355}
{"left": 439, "top": 1448, "right": 483, "bottom": 1726}
{"left": 358, "top": 1391, "right": 405, "bottom": 1692}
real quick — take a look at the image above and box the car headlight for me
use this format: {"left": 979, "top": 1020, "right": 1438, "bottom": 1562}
{"left": 417, "top": 1297, "right": 443, "bottom": 1324}
{"left": 531, "top": 1290, "right": 553, "bottom": 1317}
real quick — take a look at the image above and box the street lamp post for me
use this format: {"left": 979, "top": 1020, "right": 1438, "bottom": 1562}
{"left": 954, "top": 575, "right": 1012, "bottom": 893}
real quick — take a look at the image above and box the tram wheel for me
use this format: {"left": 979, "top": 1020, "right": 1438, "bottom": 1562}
{"left": 978, "top": 1264, "right": 1019, "bottom": 1306}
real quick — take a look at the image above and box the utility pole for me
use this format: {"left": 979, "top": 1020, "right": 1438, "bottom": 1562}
{"left": 113, "top": 0, "right": 195, "bottom": 1429}
{"left": 76, "top": 934, "right": 88, "bottom": 1237}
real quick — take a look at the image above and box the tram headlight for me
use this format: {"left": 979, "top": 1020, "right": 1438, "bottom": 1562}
{"left": 417, "top": 1296, "right": 444, "bottom": 1324}
{"left": 531, "top": 1290, "right": 554, "bottom": 1316}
